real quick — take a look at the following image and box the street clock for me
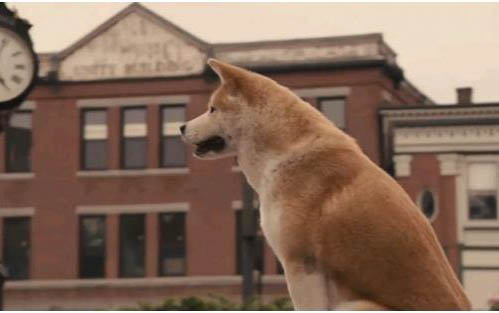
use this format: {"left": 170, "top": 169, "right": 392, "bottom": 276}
{"left": 0, "top": 3, "right": 37, "bottom": 132}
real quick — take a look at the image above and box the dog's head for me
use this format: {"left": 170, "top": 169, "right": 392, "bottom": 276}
{"left": 181, "top": 59, "right": 266, "bottom": 160}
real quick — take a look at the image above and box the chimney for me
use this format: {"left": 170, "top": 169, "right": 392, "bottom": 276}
{"left": 456, "top": 87, "right": 473, "bottom": 105}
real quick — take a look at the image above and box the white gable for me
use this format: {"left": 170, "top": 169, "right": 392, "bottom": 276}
{"left": 58, "top": 12, "right": 207, "bottom": 81}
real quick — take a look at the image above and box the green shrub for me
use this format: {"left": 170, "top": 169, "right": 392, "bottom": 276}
{"left": 118, "top": 295, "right": 293, "bottom": 311}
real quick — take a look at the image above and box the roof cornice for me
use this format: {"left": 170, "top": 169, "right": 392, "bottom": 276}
{"left": 380, "top": 104, "right": 499, "bottom": 119}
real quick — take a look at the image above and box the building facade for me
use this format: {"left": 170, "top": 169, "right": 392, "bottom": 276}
{"left": 1, "top": 3, "right": 496, "bottom": 310}
{"left": 381, "top": 92, "right": 499, "bottom": 310}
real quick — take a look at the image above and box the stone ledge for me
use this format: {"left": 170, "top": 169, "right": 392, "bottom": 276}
{"left": 5, "top": 275, "right": 286, "bottom": 290}
{"left": 0, "top": 173, "right": 35, "bottom": 180}
{"left": 77, "top": 168, "right": 189, "bottom": 177}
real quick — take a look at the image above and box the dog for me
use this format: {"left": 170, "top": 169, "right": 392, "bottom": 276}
{"left": 181, "top": 59, "right": 471, "bottom": 310}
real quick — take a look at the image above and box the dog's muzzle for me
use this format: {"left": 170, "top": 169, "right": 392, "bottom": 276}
{"left": 194, "top": 136, "right": 226, "bottom": 156}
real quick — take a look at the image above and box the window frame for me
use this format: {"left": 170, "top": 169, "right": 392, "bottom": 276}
{"left": 78, "top": 215, "right": 106, "bottom": 279}
{"left": 80, "top": 108, "right": 108, "bottom": 171}
{"left": 120, "top": 106, "right": 148, "bottom": 170}
{"left": 3, "top": 216, "right": 31, "bottom": 280}
{"left": 317, "top": 96, "right": 346, "bottom": 130}
{"left": 463, "top": 156, "right": 499, "bottom": 227}
{"left": 158, "top": 212, "right": 187, "bottom": 277}
{"left": 159, "top": 104, "right": 187, "bottom": 168}
{"left": 5, "top": 110, "right": 33, "bottom": 173}
{"left": 119, "top": 214, "right": 146, "bottom": 278}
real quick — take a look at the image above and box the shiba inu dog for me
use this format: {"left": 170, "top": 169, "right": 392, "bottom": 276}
{"left": 181, "top": 59, "right": 471, "bottom": 310}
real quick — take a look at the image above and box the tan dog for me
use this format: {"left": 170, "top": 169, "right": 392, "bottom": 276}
{"left": 181, "top": 59, "right": 471, "bottom": 310}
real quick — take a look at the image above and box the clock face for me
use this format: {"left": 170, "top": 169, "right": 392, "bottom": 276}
{"left": 0, "top": 27, "right": 35, "bottom": 103}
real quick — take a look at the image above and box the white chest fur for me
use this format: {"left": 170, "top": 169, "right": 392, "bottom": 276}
{"left": 258, "top": 200, "right": 283, "bottom": 261}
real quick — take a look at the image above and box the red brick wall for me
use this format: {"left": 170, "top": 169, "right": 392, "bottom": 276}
{"left": 397, "top": 154, "right": 459, "bottom": 272}
{"left": 0, "top": 66, "right": 425, "bottom": 307}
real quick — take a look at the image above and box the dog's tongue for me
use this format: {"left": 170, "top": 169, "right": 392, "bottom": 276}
{"left": 196, "top": 136, "right": 226, "bottom": 155}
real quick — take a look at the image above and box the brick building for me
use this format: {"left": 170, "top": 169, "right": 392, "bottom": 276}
{"left": 0, "top": 2, "right": 496, "bottom": 310}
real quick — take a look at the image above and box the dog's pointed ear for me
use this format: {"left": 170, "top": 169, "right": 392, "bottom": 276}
{"left": 207, "top": 58, "right": 244, "bottom": 86}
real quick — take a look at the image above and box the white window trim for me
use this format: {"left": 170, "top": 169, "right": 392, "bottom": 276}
{"left": 460, "top": 155, "right": 499, "bottom": 229}
{"left": 76, "top": 168, "right": 189, "bottom": 177}
{"left": 76, "top": 202, "right": 189, "bottom": 215}
{"left": 0, "top": 207, "right": 35, "bottom": 217}
{"left": 77, "top": 95, "right": 189, "bottom": 108}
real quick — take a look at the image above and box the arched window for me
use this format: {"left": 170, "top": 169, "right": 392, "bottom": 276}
{"left": 419, "top": 190, "right": 438, "bottom": 221}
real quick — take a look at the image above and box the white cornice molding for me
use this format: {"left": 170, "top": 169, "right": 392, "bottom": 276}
{"left": 381, "top": 106, "right": 499, "bottom": 120}
{"left": 393, "top": 154, "right": 412, "bottom": 177}
{"left": 394, "top": 125, "right": 499, "bottom": 153}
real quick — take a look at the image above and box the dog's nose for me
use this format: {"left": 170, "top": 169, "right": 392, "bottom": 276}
{"left": 179, "top": 124, "right": 186, "bottom": 135}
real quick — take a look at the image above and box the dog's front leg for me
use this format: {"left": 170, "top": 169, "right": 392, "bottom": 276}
{"left": 282, "top": 258, "right": 329, "bottom": 310}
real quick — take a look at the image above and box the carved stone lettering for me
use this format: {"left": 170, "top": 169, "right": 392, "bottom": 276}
{"left": 59, "top": 12, "right": 206, "bottom": 81}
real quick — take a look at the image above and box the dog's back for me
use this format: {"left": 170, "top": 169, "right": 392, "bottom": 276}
{"left": 257, "top": 87, "right": 471, "bottom": 309}
{"left": 317, "top": 150, "right": 471, "bottom": 309}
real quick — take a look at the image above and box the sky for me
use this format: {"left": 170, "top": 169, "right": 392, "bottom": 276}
{"left": 8, "top": 2, "right": 499, "bottom": 104}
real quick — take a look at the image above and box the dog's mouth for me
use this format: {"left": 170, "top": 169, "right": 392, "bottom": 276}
{"left": 194, "top": 136, "right": 226, "bottom": 156}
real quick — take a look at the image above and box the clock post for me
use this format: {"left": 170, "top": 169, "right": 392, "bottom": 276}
{"left": 0, "top": 3, "right": 38, "bottom": 134}
{"left": 0, "top": 3, "right": 37, "bottom": 309}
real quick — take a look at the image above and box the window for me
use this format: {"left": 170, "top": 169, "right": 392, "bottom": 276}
{"left": 119, "top": 214, "right": 145, "bottom": 277}
{"left": 318, "top": 97, "right": 346, "bottom": 129}
{"left": 82, "top": 109, "right": 108, "bottom": 170}
{"left": 235, "top": 210, "right": 264, "bottom": 275}
{"left": 3, "top": 217, "right": 30, "bottom": 280}
{"left": 419, "top": 190, "right": 437, "bottom": 221}
{"left": 161, "top": 106, "right": 186, "bottom": 167}
{"left": 468, "top": 163, "right": 497, "bottom": 220}
{"left": 79, "top": 216, "right": 106, "bottom": 278}
{"left": 122, "top": 107, "right": 147, "bottom": 169}
{"left": 159, "top": 213, "right": 186, "bottom": 276}
{"left": 6, "top": 111, "right": 32, "bottom": 172}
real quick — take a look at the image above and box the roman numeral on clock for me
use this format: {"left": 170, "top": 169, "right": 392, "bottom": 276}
{"left": 11, "top": 75, "right": 22, "bottom": 84}
{"left": 15, "top": 64, "right": 25, "bottom": 70}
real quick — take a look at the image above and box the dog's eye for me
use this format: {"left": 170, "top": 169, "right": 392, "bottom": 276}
{"left": 210, "top": 106, "right": 217, "bottom": 113}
